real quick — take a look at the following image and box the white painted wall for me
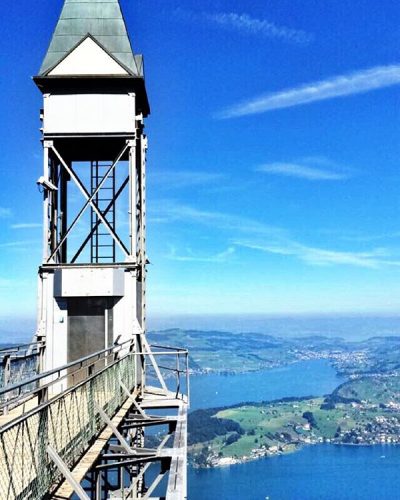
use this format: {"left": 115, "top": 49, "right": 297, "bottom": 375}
{"left": 49, "top": 37, "right": 128, "bottom": 76}
{"left": 113, "top": 270, "right": 140, "bottom": 346}
{"left": 54, "top": 268, "right": 125, "bottom": 297}
{"left": 40, "top": 272, "right": 68, "bottom": 393}
{"left": 40, "top": 268, "right": 138, "bottom": 377}
{"left": 43, "top": 93, "right": 136, "bottom": 134}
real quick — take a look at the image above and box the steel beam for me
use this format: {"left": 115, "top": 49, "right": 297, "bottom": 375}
{"left": 49, "top": 143, "right": 130, "bottom": 261}
{"left": 47, "top": 445, "right": 90, "bottom": 500}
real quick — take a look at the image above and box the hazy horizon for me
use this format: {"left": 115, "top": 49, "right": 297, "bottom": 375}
{"left": 3, "top": 312, "right": 400, "bottom": 344}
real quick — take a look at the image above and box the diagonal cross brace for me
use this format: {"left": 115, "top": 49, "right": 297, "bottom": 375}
{"left": 47, "top": 445, "right": 89, "bottom": 500}
{"left": 124, "top": 429, "right": 172, "bottom": 497}
{"left": 120, "top": 380, "right": 149, "bottom": 419}
{"left": 48, "top": 143, "right": 130, "bottom": 262}
{"left": 94, "top": 402, "right": 133, "bottom": 455}
{"left": 142, "top": 470, "right": 168, "bottom": 500}
{"left": 140, "top": 334, "right": 169, "bottom": 396}
{"left": 71, "top": 176, "right": 129, "bottom": 263}
{"left": 50, "top": 143, "right": 129, "bottom": 260}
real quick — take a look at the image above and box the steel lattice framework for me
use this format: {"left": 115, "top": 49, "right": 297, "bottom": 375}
{"left": 0, "top": 1, "right": 189, "bottom": 498}
{"left": 0, "top": 340, "right": 189, "bottom": 499}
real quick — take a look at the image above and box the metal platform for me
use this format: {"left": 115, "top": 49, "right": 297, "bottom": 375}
{"left": 0, "top": 340, "right": 189, "bottom": 500}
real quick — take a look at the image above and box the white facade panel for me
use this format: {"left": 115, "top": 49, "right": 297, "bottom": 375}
{"left": 113, "top": 270, "right": 140, "bottom": 348}
{"left": 43, "top": 93, "right": 136, "bottom": 134}
{"left": 54, "top": 268, "right": 125, "bottom": 297}
{"left": 40, "top": 272, "right": 68, "bottom": 388}
{"left": 48, "top": 37, "right": 129, "bottom": 76}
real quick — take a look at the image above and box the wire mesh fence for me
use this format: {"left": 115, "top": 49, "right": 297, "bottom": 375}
{"left": 0, "top": 350, "right": 136, "bottom": 499}
{"left": 0, "top": 341, "right": 189, "bottom": 500}
{"left": 0, "top": 343, "right": 43, "bottom": 408}
{"left": 0, "top": 343, "right": 42, "bottom": 389}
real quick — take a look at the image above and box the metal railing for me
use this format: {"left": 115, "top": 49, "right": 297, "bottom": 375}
{"left": 0, "top": 342, "right": 44, "bottom": 391}
{"left": 0, "top": 340, "right": 189, "bottom": 500}
{"left": 146, "top": 344, "right": 190, "bottom": 405}
{"left": 0, "top": 339, "right": 132, "bottom": 415}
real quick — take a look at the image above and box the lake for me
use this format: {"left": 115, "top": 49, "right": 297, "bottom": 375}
{"left": 189, "top": 444, "right": 400, "bottom": 499}
{"left": 188, "top": 359, "right": 400, "bottom": 499}
{"left": 190, "top": 359, "right": 343, "bottom": 410}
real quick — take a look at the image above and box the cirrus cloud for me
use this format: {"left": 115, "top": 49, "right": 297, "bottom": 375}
{"left": 11, "top": 223, "right": 42, "bottom": 230}
{"left": 151, "top": 200, "right": 400, "bottom": 270}
{"left": 235, "top": 240, "right": 396, "bottom": 270}
{"left": 217, "top": 64, "right": 400, "bottom": 118}
{"left": 256, "top": 162, "right": 347, "bottom": 181}
{"left": 175, "top": 9, "right": 312, "bottom": 45}
{"left": 202, "top": 12, "right": 312, "bottom": 45}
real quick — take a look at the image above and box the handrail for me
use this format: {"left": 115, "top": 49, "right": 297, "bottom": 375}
{"left": 0, "top": 344, "right": 190, "bottom": 499}
{"left": 0, "top": 341, "right": 44, "bottom": 355}
{"left": 0, "top": 338, "right": 133, "bottom": 398}
{"left": 0, "top": 347, "right": 133, "bottom": 433}
{"left": 0, "top": 342, "right": 190, "bottom": 416}
{"left": 157, "top": 364, "right": 186, "bottom": 374}
{"left": 0, "top": 347, "right": 140, "bottom": 499}
{"left": 0, "top": 347, "right": 189, "bottom": 430}
{"left": 149, "top": 344, "right": 188, "bottom": 353}
{"left": 1, "top": 351, "right": 38, "bottom": 361}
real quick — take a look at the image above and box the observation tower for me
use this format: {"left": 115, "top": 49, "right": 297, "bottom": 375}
{"left": 0, "top": 1, "right": 189, "bottom": 498}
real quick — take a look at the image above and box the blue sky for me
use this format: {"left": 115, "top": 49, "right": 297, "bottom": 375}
{"left": 0, "top": 0, "right": 400, "bottom": 333}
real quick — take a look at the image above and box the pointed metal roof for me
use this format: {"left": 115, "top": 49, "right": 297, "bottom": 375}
{"left": 39, "top": 0, "right": 142, "bottom": 77}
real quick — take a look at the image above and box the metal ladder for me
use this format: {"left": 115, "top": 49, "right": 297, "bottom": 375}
{"left": 90, "top": 161, "right": 116, "bottom": 263}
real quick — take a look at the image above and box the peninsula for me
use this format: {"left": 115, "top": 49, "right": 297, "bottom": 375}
{"left": 188, "top": 373, "right": 400, "bottom": 467}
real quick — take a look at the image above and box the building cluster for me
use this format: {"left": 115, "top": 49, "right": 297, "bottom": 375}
{"left": 291, "top": 348, "right": 369, "bottom": 368}
{"left": 192, "top": 407, "right": 400, "bottom": 469}
{"left": 335, "top": 415, "right": 400, "bottom": 445}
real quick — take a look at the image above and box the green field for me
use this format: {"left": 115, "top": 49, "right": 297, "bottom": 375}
{"left": 336, "top": 375, "right": 400, "bottom": 405}
{"left": 188, "top": 375, "right": 400, "bottom": 466}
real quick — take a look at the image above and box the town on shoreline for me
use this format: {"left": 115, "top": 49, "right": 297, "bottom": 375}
{"left": 149, "top": 329, "right": 400, "bottom": 469}
{"left": 189, "top": 380, "right": 400, "bottom": 468}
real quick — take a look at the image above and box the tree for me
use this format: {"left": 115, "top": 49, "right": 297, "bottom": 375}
{"left": 225, "top": 433, "right": 240, "bottom": 446}
{"left": 302, "top": 411, "right": 318, "bottom": 429}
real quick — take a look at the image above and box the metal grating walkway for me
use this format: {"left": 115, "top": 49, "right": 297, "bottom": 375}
{"left": 0, "top": 340, "right": 189, "bottom": 500}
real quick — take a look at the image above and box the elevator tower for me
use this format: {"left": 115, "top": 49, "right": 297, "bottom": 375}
{"left": 34, "top": 0, "right": 149, "bottom": 376}
{"left": 0, "top": 2, "right": 187, "bottom": 498}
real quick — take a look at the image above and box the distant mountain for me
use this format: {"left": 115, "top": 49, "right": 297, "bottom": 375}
{"left": 148, "top": 328, "right": 400, "bottom": 377}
